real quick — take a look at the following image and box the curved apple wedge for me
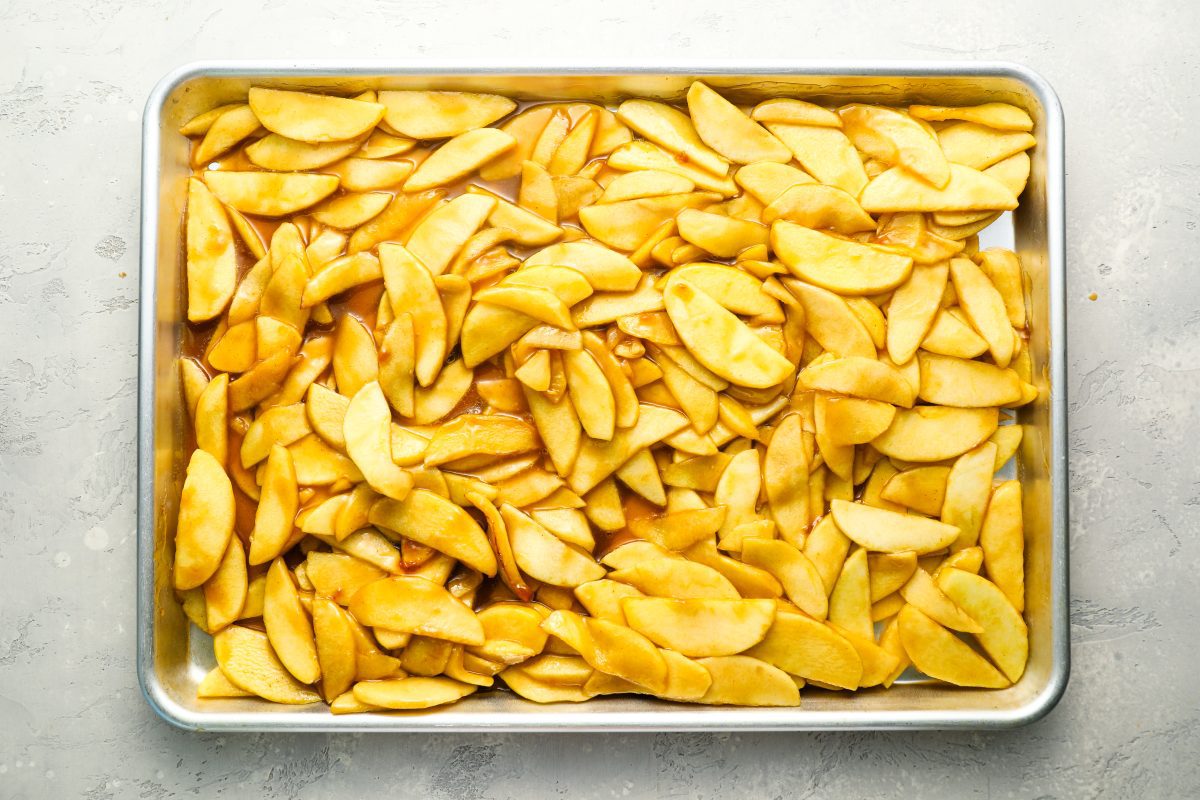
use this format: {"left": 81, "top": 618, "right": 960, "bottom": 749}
{"left": 352, "top": 677, "right": 477, "bottom": 710}
{"left": 248, "top": 87, "right": 384, "bottom": 142}
{"left": 621, "top": 597, "right": 776, "bottom": 657}
{"left": 369, "top": 489, "right": 497, "bottom": 576}
{"left": 213, "top": 626, "right": 320, "bottom": 704}
{"left": 745, "top": 610, "right": 863, "bottom": 690}
{"left": 830, "top": 499, "right": 959, "bottom": 555}
{"left": 349, "top": 576, "right": 484, "bottom": 645}
{"left": 897, "top": 605, "right": 1009, "bottom": 688}
{"left": 173, "top": 449, "right": 235, "bottom": 591}
{"left": 694, "top": 655, "right": 800, "bottom": 707}
{"left": 343, "top": 382, "right": 414, "bottom": 501}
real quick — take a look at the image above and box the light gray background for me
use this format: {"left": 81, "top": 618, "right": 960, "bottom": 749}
{"left": 2, "top": 1, "right": 1197, "bottom": 797}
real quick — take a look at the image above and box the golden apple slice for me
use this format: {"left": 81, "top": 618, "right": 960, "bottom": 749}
{"left": 306, "top": 552, "right": 385, "bottom": 604}
{"left": 979, "top": 480, "right": 1025, "bottom": 612}
{"left": 378, "top": 90, "right": 515, "bottom": 139}
{"left": 403, "top": 128, "right": 516, "bottom": 191}
{"left": 406, "top": 193, "right": 496, "bottom": 276}
{"left": 579, "top": 192, "right": 720, "bottom": 252}
{"left": 305, "top": 383, "right": 350, "bottom": 451}
{"left": 839, "top": 104, "right": 950, "bottom": 188}
{"left": 240, "top": 403, "right": 311, "bottom": 468}
{"left": 867, "top": 551, "right": 918, "bottom": 602}
{"left": 687, "top": 81, "right": 791, "bottom": 164}
{"left": 762, "top": 413, "right": 810, "bottom": 548}
{"left": 350, "top": 576, "right": 484, "bottom": 644}
{"left": 379, "top": 243, "right": 447, "bottom": 387}
{"left": 547, "top": 110, "right": 597, "bottom": 176}
{"left": 422, "top": 414, "right": 538, "bottom": 468}
{"left": 735, "top": 161, "right": 815, "bottom": 205}
{"left": 572, "top": 274, "right": 666, "bottom": 329}
{"left": 369, "top": 489, "right": 496, "bottom": 576}
{"left": 466, "top": 185, "right": 564, "bottom": 246}
{"left": 248, "top": 87, "right": 383, "bottom": 142}
{"left": 621, "top": 507, "right": 722, "bottom": 553}
{"left": 180, "top": 103, "right": 242, "bottom": 136}
{"left": 213, "top": 626, "right": 320, "bottom": 704}
{"left": 622, "top": 597, "right": 775, "bottom": 657}
{"left": 942, "top": 440, "right": 999, "bottom": 551}
{"left": 476, "top": 284, "right": 575, "bottom": 330}
{"left": 287, "top": 435, "right": 363, "bottom": 486}
{"left": 608, "top": 140, "right": 738, "bottom": 194}
{"left": 676, "top": 208, "right": 769, "bottom": 258}
{"left": 173, "top": 449, "right": 235, "bottom": 590}
{"left": 616, "top": 98, "right": 729, "bottom": 177}
{"left": 410, "top": 358, "right": 474, "bottom": 426}
{"left": 901, "top": 566, "right": 982, "bottom": 633}
{"left": 203, "top": 535, "right": 247, "bottom": 632}
{"left": 347, "top": 189, "right": 443, "bottom": 254}
{"left": 193, "top": 373, "right": 229, "bottom": 466}
{"left": 669, "top": 264, "right": 779, "bottom": 319}
{"left": 574, "top": 579, "right": 644, "bottom": 625}
{"left": 887, "top": 261, "right": 949, "bottom": 364}
{"left": 523, "top": 385, "right": 582, "bottom": 477}
{"left": 204, "top": 171, "right": 339, "bottom": 217}
{"left": 245, "top": 133, "right": 364, "bottom": 171}
{"left": 765, "top": 124, "right": 868, "bottom": 196}
{"left": 247, "top": 444, "right": 298, "bottom": 565}
{"left": 652, "top": 347, "right": 717, "bottom": 434}
{"left": 263, "top": 558, "right": 321, "bottom": 684}
{"left": 762, "top": 183, "right": 876, "bottom": 233}
{"left": 881, "top": 466, "right": 950, "bottom": 517}
{"left": 803, "top": 515, "right": 851, "bottom": 594}
{"left": 798, "top": 357, "right": 916, "bottom": 407}
{"left": 358, "top": 129, "right": 416, "bottom": 158}
{"left": 938, "top": 568, "right": 1028, "bottom": 682}
{"left": 664, "top": 279, "right": 793, "bottom": 389}
{"left": 503, "top": 505, "right": 604, "bottom": 587}
{"left": 310, "top": 597, "right": 356, "bottom": 702}
{"left": 873, "top": 406, "right": 998, "bottom": 462}
{"left": 330, "top": 314, "right": 376, "bottom": 399}
{"left": 950, "top": 256, "right": 1015, "bottom": 367}
{"left": 584, "top": 648, "right": 711, "bottom": 702}
{"left": 207, "top": 321, "right": 256, "bottom": 374}
{"left": 501, "top": 667, "right": 590, "bottom": 703}
{"left": 819, "top": 396, "right": 896, "bottom": 446}
{"left": 185, "top": 177, "right": 237, "bottom": 322}
{"left": 746, "top": 610, "right": 862, "bottom": 689}
{"left": 830, "top": 499, "right": 958, "bottom": 554}
{"left": 976, "top": 248, "right": 1027, "bottom": 328}
{"left": 311, "top": 191, "right": 391, "bottom": 230}
{"left": 752, "top": 99, "right": 842, "bottom": 127}
{"left": 353, "top": 676, "right": 475, "bottom": 709}
{"left": 610, "top": 559, "right": 739, "bottom": 600}
{"left": 567, "top": 404, "right": 687, "bottom": 494}
{"left": 324, "top": 157, "right": 412, "bottom": 192}
{"left": 193, "top": 104, "right": 261, "bottom": 166}
{"left": 860, "top": 164, "right": 1017, "bottom": 213}
{"left": 918, "top": 353, "right": 1022, "bottom": 407}
{"left": 909, "top": 102, "right": 1033, "bottom": 131}
{"left": 598, "top": 169, "right": 695, "bottom": 204}
{"left": 828, "top": 547, "right": 872, "bottom": 639}
{"left": 780, "top": 279, "right": 875, "bottom": 359}
{"left": 523, "top": 240, "right": 642, "bottom": 292}
{"left": 343, "top": 382, "right": 414, "bottom": 501}
{"left": 378, "top": 313, "right": 415, "bottom": 418}
{"left": 742, "top": 539, "right": 827, "bottom": 619}
{"left": 713, "top": 448, "right": 762, "bottom": 546}
{"left": 937, "top": 121, "right": 1036, "bottom": 170}
{"left": 693, "top": 655, "right": 799, "bottom": 706}
{"left": 897, "top": 604, "right": 1008, "bottom": 688}
{"left": 773, "top": 221, "right": 912, "bottom": 295}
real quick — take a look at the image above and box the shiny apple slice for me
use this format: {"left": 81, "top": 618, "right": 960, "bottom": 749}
{"left": 248, "top": 87, "right": 383, "bottom": 142}
{"left": 950, "top": 256, "right": 1015, "bottom": 368}
{"left": 765, "top": 124, "right": 867, "bottom": 196}
{"left": 378, "top": 90, "right": 515, "bottom": 139}
{"left": 610, "top": 559, "right": 739, "bottom": 600}
{"left": 263, "top": 558, "right": 321, "bottom": 684}
{"left": 578, "top": 192, "right": 720, "bottom": 252}
{"left": 369, "top": 489, "right": 497, "bottom": 576}
{"left": 621, "top": 597, "right": 776, "bottom": 657}
{"left": 503, "top": 505, "right": 604, "bottom": 587}
{"left": 687, "top": 81, "right": 791, "bottom": 164}
{"left": 746, "top": 610, "right": 862, "bottom": 689}
{"left": 213, "top": 626, "right": 320, "bottom": 704}
{"left": 773, "top": 221, "right": 912, "bottom": 295}
{"left": 762, "top": 183, "right": 876, "bottom": 233}
{"left": 615, "top": 98, "right": 730, "bottom": 176}
{"left": 350, "top": 576, "right": 484, "bottom": 645}
{"left": 379, "top": 243, "right": 447, "bottom": 387}
{"left": 860, "top": 164, "right": 1018, "bottom": 213}
{"left": 752, "top": 99, "right": 842, "bottom": 127}
{"left": 938, "top": 568, "right": 1028, "bottom": 682}
{"left": 897, "top": 605, "right": 1009, "bottom": 688}
{"left": 606, "top": 140, "right": 738, "bottom": 196}
{"left": 404, "top": 128, "right": 516, "bottom": 191}
{"left": 523, "top": 240, "right": 642, "bottom": 292}
{"left": 839, "top": 104, "right": 950, "bottom": 188}
{"left": 830, "top": 499, "right": 959, "bottom": 555}
{"left": 343, "top": 382, "right": 414, "bottom": 501}
{"left": 204, "top": 171, "right": 339, "bottom": 217}
{"left": 798, "top": 357, "right": 915, "bottom": 407}
{"left": 185, "top": 177, "right": 237, "bottom": 322}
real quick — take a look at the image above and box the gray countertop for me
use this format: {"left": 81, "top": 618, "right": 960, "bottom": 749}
{"left": 2, "top": 1, "right": 1198, "bottom": 797}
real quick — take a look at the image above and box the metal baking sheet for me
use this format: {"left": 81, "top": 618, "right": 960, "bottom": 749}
{"left": 138, "top": 61, "right": 1067, "bottom": 732}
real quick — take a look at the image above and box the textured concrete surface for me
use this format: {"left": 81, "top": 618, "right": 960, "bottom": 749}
{"left": 2, "top": 1, "right": 1198, "bottom": 797}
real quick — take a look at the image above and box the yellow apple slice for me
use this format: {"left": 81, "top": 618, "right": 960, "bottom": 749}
{"left": 248, "top": 87, "right": 383, "bottom": 142}
{"left": 830, "top": 498, "right": 959, "bottom": 556}
{"left": 860, "top": 164, "right": 1018, "bottom": 213}
{"left": 379, "top": 243, "right": 447, "bottom": 387}
{"left": 578, "top": 192, "right": 720, "bottom": 251}
{"left": 938, "top": 568, "right": 1028, "bottom": 682}
{"left": 245, "top": 133, "right": 364, "bottom": 171}
{"left": 900, "top": 567, "right": 982, "bottom": 633}
{"left": 773, "top": 221, "right": 912, "bottom": 295}
{"left": 369, "top": 489, "right": 496, "bottom": 576}
{"left": 950, "top": 256, "right": 1015, "bottom": 368}
{"left": 752, "top": 99, "right": 842, "bottom": 127}
{"left": 621, "top": 597, "right": 776, "bottom": 657}
{"left": 881, "top": 466, "right": 951, "bottom": 517}
{"left": 204, "top": 171, "right": 339, "bottom": 217}
{"left": 185, "top": 177, "right": 237, "bottom": 322}
{"left": 820, "top": 396, "right": 896, "bottom": 446}
{"left": 406, "top": 193, "right": 497, "bottom": 277}
{"left": 745, "top": 610, "right": 862, "bottom": 689}
{"left": 735, "top": 161, "right": 815, "bottom": 205}
{"left": 350, "top": 576, "right": 484, "bottom": 645}
{"left": 213, "top": 626, "right": 320, "bottom": 704}
{"left": 762, "top": 183, "right": 876, "bottom": 233}
{"left": 676, "top": 208, "right": 769, "bottom": 258}
{"left": 798, "top": 357, "right": 916, "bottom": 407}
{"left": 742, "top": 540, "right": 827, "bottom": 619}
{"left": 263, "top": 558, "right": 321, "bottom": 684}
{"left": 377, "top": 90, "right": 516, "bottom": 139}
{"left": 246, "top": 443, "right": 299, "bottom": 565}
{"left": 780, "top": 279, "right": 874, "bottom": 359}
{"left": 839, "top": 104, "right": 950, "bottom": 188}
{"left": 694, "top": 655, "right": 799, "bottom": 706}
{"left": 503, "top": 505, "right": 604, "bottom": 587}
{"left": 979, "top": 480, "right": 1025, "bottom": 611}
{"left": 762, "top": 413, "right": 810, "bottom": 548}
{"left": 664, "top": 279, "right": 793, "bottom": 389}
{"left": 403, "top": 128, "right": 516, "bottom": 191}
{"left": 311, "top": 191, "right": 391, "bottom": 230}
{"left": 240, "top": 403, "right": 311, "bottom": 468}
{"left": 765, "top": 123, "right": 868, "bottom": 196}
{"left": 567, "top": 403, "right": 687, "bottom": 494}
{"left": 886, "top": 261, "right": 949, "bottom": 364}
{"left": 343, "top": 382, "right": 414, "bottom": 501}
{"left": 937, "top": 121, "right": 1036, "bottom": 170}
{"left": 193, "top": 105, "right": 261, "bottom": 166}
{"left": 909, "top": 102, "right": 1033, "bottom": 131}
{"left": 523, "top": 240, "right": 641, "bottom": 292}
{"left": 609, "top": 559, "right": 739, "bottom": 600}
{"left": 687, "top": 81, "right": 791, "bottom": 164}
{"left": 203, "top": 535, "right": 247, "bottom": 632}
{"left": 616, "top": 98, "right": 729, "bottom": 176}
{"left": 873, "top": 406, "right": 998, "bottom": 462}
{"left": 353, "top": 676, "right": 475, "bottom": 709}
{"left": 897, "top": 605, "right": 1008, "bottom": 688}
{"left": 918, "top": 353, "right": 1022, "bottom": 407}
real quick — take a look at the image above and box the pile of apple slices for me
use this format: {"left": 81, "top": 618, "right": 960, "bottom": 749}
{"left": 175, "top": 84, "right": 1036, "bottom": 710}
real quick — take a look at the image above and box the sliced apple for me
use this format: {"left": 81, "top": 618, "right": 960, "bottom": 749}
{"left": 860, "top": 164, "right": 1018, "bottom": 213}
{"left": 343, "top": 382, "right": 414, "bottom": 501}
{"left": 246, "top": 444, "right": 298, "bottom": 566}
{"left": 403, "top": 128, "right": 516, "bottom": 191}
{"left": 897, "top": 604, "right": 1008, "bottom": 688}
{"left": 830, "top": 499, "right": 959, "bottom": 554}
{"left": 615, "top": 98, "right": 730, "bottom": 176}
{"left": 503, "top": 505, "right": 604, "bottom": 587}
{"left": 213, "top": 626, "right": 320, "bottom": 704}
{"left": 950, "top": 257, "right": 1015, "bottom": 368}
{"left": 887, "top": 261, "right": 950, "bottom": 364}
{"left": 765, "top": 123, "right": 867, "bottom": 196}
{"left": 979, "top": 480, "right": 1025, "bottom": 612}
{"left": 185, "top": 177, "right": 237, "bottom": 322}
{"left": 204, "top": 171, "right": 339, "bottom": 217}
{"left": 773, "top": 221, "right": 912, "bottom": 295}
{"left": 745, "top": 611, "right": 862, "bottom": 689}
{"left": 621, "top": 597, "right": 776, "bottom": 657}
{"left": 349, "top": 576, "right": 484, "bottom": 645}
{"left": 839, "top": 104, "right": 949, "bottom": 188}
{"left": 378, "top": 90, "right": 516, "bottom": 139}
{"left": 938, "top": 568, "right": 1028, "bottom": 682}
{"left": 798, "top": 357, "right": 915, "bottom": 407}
